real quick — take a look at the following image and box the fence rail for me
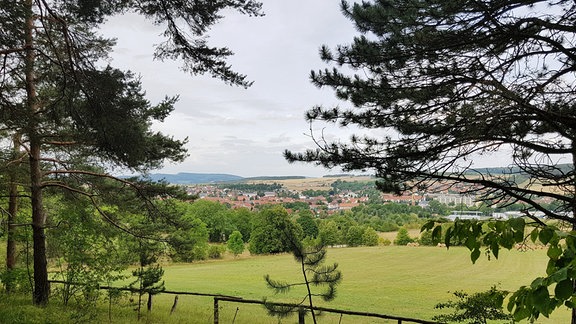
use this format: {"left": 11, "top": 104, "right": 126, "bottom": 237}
{"left": 48, "top": 280, "right": 439, "bottom": 324}
{"left": 214, "top": 296, "right": 439, "bottom": 324}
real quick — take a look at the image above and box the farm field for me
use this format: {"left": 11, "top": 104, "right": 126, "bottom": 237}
{"left": 0, "top": 244, "right": 570, "bottom": 323}
{"left": 246, "top": 175, "right": 374, "bottom": 191}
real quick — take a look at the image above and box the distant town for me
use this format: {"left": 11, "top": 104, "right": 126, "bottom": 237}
{"left": 181, "top": 177, "right": 476, "bottom": 214}
{"left": 169, "top": 173, "right": 554, "bottom": 221}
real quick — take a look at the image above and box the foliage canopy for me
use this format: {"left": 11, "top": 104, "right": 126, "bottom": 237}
{"left": 285, "top": 0, "right": 576, "bottom": 219}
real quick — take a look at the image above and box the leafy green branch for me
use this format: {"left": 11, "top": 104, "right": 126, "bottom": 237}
{"left": 423, "top": 218, "right": 576, "bottom": 322}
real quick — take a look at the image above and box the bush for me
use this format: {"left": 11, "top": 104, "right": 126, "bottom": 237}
{"left": 361, "top": 227, "right": 379, "bottom": 246}
{"left": 433, "top": 286, "right": 512, "bottom": 324}
{"left": 380, "top": 221, "right": 400, "bottom": 232}
{"left": 227, "top": 230, "right": 244, "bottom": 256}
{"left": 0, "top": 268, "right": 32, "bottom": 293}
{"left": 379, "top": 237, "right": 392, "bottom": 246}
{"left": 346, "top": 225, "right": 365, "bottom": 247}
{"left": 394, "top": 227, "right": 414, "bottom": 245}
{"left": 208, "top": 245, "right": 226, "bottom": 259}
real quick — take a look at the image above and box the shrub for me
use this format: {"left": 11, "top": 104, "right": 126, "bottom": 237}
{"left": 361, "top": 227, "right": 379, "bottom": 246}
{"left": 394, "top": 227, "right": 414, "bottom": 245}
{"left": 318, "top": 220, "right": 341, "bottom": 246}
{"left": 379, "top": 237, "right": 392, "bottom": 246}
{"left": 345, "top": 225, "right": 365, "bottom": 247}
{"left": 208, "top": 245, "right": 226, "bottom": 259}
{"left": 433, "top": 286, "right": 512, "bottom": 324}
{"left": 227, "top": 231, "right": 244, "bottom": 256}
{"left": 0, "top": 268, "right": 32, "bottom": 293}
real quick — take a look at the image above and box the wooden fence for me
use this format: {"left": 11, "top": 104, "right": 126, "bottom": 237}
{"left": 214, "top": 296, "right": 440, "bottom": 324}
{"left": 48, "top": 280, "right": 440, "bottom": 324}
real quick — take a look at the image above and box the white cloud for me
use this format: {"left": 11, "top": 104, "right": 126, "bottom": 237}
{"left": 100, "top": 1, "right": 376, "bottom": 177}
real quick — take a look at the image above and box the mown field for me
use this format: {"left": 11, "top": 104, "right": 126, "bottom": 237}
{"left": 0, "top": 244, "right": 570, "bottom": 323}
{"left": 246, "top": 175, "right": 374, "bottom": 192}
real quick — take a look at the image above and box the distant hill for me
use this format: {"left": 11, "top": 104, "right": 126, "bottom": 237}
{"left": 467, "top": 164, "right": 573, "bottom": 175}
{"left": 147, "top": 173, "right": 244, "bottom": 184}
{"left": 143, "top": 164, "right": 571, "bottom": 185}
{"left": 244, "top": 176, "right": 306, "bottom": 181}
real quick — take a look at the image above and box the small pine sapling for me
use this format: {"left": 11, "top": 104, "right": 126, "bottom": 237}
{"left": 129, "top": 240, "right": 165, "bottom": 320}
{"left": 264, "top": 237, "right": 342, "bottom": 324}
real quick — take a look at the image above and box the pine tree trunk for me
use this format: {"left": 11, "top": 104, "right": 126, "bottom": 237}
{"left": 301, "top": 258, "right": 317, "bottom": 324}
{"left": 25, "top": 0, "right": 49, "bottom": 306}
{"left": 29, "top": 94, "right": 49, "bottom": 307}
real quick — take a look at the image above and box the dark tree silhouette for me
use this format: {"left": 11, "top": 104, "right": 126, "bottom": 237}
{"left": 285, "top": 1, "right": 576, "bottom": 322}
{"left": 0, "top": 0, "right": 262, "bottom": 305}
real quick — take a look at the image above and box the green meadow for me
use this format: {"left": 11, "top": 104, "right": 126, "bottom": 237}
{"left": 0, "top": 245, "right": 571, "bottom": 323}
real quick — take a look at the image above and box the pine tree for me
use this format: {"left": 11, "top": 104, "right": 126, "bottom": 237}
{"left": 285, "top": 1, "right": 576, "bottom": 322}
{"left": 0, "top": 0, "right": 262, "bottom": 305}
{"left": 264, "top": 240, "right": 341, "bottom": 324}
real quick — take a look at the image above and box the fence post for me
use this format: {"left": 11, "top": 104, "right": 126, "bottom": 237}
{"left": 170, "top": 295, "right": 178, "bottom": 315}
{"left": 214, "top": 298, "right": 219, "bottom": 324}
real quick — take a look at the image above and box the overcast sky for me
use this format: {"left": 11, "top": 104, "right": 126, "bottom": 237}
{"left": 100, "top": 1, "right": 362, "bottom": 178}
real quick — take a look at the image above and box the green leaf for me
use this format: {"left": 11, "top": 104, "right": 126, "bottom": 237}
{"left": 491, "top": 242, "right": 500, "bottom": 259}
{"left": 539, "top": 227, "right": 554, "bottom": 245}
{"left": 495, "top": 220, "right": 505, "bottom": 232}
{"left": 554, "top": 279, "right": 573, "bottom": 300}
{"left": 431, "top": 226, "right": 442, "bottom": 244}
{"left": 421, "top": 221, "right": 435, "bottom": 232}
{"left": 513, "top": 307, "right": 531, "bottom": 322}
{"left": 547, "top": 259, "right": 558, "bottom": 276}
{"left": 531, "top": 277, "right": 546, "bottom": 289}
{"left": 530, "top": 228, "right": 539, "bottom": 243}
{"left": 513, "top": 228, "right": 524, "bottom": 243}
{"left": 471, "top": 248, "right": 480, "bottom": 264}
{"left": 547, "top": 244, "right": 563, "bottom": 260}
{"left": 509, "top": 217, "right": 525, "bottom": 232}
{"left": 507, "top": 294, "right": 517, "bottom": 312}
{"left": 500, "top": 232, "right": 514, "bottom": 249}
{"left": 465, "top": 236, "right": 477, "bottom": 250}
{"left": 549, "top": 267, "right": 568, "bottom": 283}
{"left": 566, "top": 235, "right": 576, "bottom": 251}
{"left": 532, "top": 286, "right": 551, "bottom": 315}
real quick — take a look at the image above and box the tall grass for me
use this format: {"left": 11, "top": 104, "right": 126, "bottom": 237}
{"left": 0, "top": 244, "right": 571, "bottom": 323}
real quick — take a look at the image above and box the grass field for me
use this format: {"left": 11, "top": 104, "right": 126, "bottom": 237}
{"left": 0, "top": 244, "right": 571, "bottom": 323}
{"left": 155, "top": 246, "right": 569, "bottom": 323}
